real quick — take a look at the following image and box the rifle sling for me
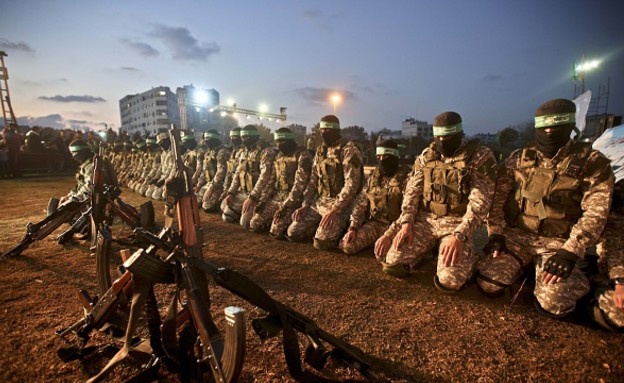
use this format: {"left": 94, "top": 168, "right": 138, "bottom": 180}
{"left": 191, "top": 259, "right": 349, "bottom": 383}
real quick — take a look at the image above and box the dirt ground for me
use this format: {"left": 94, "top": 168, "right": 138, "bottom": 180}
{"left": 0, "top": 175, "right": 623, "bottom": 383}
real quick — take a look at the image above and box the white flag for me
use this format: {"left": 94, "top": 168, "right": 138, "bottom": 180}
{"left": 573, "top": 90, "right": 592, "bottom": 136}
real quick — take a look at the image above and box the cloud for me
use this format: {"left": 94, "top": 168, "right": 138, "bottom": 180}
{"left": 292, "top": 87, "right": 356, "bottom": 104}
{"left": 17, "top": 114, "right": 108, "bottom": 131}
{"left": 38, "top": 95, "right": 106, "bottom": 103}
{"left": 0, "top": 38, "right": 35, "bottom": 53}
{"left": 483, "top": 74, "right": 504, "bottom": 82}
{"left": 20, "top": 78, "right": 68, "bottom": 87}
{"left": 120, "top": 38, "right": 159, "bottom": 57}
{"left": 301, "top": 8, "right": 342, "bottom": 31}
{"left": 120, "top": 66, "right": 140, "bottom": 72}
{"left": 16, "top": 114, "right": 65, "bottom": 129}
{"left": 151, "top": 24, "right": 220, "bottom": 61}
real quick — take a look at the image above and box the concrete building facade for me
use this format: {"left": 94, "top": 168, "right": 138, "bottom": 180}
{"left": 401, "top": 118, "right": 433, "bottom": 141}
{"left": 119, "top": 86, "right": 180, "bottom": 136}
{"left": 176, "top": 84, "right": 220, "bottom": 133}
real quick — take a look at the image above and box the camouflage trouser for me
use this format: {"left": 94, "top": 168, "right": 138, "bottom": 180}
{"left": 201, "top": 182, "right": 224, "bottom": 212}
{"left": 596, "top": 288, "right": 624, "bottom": 328}
{"left": 138, "top": 181, "right": 151, "bottom": 196}
{"left": 339, "top": 220, "right": 388, "bottom": 255}
{"left": 286, "top": 197, "right": 351, "bottom": 250}
{"left": 220, "top": 192, "right": 251, "bottom": 227}
{"left": 384, "top": 215, "right": 477, "bottom": 291}
{"left": 249, "top": 193, "right": 288, "bottom": 234}
{"left": 594, "top": 217, "right": 624, "bottom": 329}
{"left": 476, "top": 227, "right": 590, "bottom": 316}
{"left": 151, "top": 186, "right": 165, "bottom": 201}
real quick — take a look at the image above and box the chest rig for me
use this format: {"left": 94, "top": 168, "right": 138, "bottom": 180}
{"left": 366, "top": 165, "right": 409, "bottom": 224}
{"left": 239, "top": 144, "right": 264, "bottom": 193}
{"left": 315, "top": 140, "right": 347, "bottom": 198}
{"left": 418, "top": 139, "right": 480, "bottom": 217}
{"left": 203, "top": 146, "right": 223, "bottom": 180}
{"left": 504, "top": 142, "right": 592, "bottom": 238}
{"left": 274, "top": 147, "right": 304, "bottom": 192}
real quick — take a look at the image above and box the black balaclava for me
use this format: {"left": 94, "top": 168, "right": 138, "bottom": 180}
{"left": 319, "top": 114, "right": 341, "bottom": 146}
{"left": 434, "top": 133, "right": 463, "bottom": 157}
{"left": 159, "top": 138, "right": 170, "bottom": 151}
{"left": 69, "top": 139, "right": 94, "bottom": 164}
{"left": 241, "top": 125, "right": 260, "bottom": 148}
{"left": 535, "top": 125, "right": 573, "bottom": 158}
{"left": 376, "top": 139, "right": 400, "bottom": 176}
{"left": 204, "top": 130, "right": 222, "bottom": 149}
{"left": 231, "top": 136, "right": 242, "bottom": 147}
{"left": 534, "top": 98, "right": 577, "bottom": 158}
{"left": 182, "top": 137, "right": 197, "bottom": 151}
{"left": 274, "top": 128, "right": 297, "bottom": 155}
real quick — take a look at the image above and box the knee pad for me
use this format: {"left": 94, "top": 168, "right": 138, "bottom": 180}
{"left": 533, "top": 298, "right": 573, "bottom": 320}
{"left": 313, "top": 238, "right": 337, "bottom": 251}
{"left": 434, "top": 275, "right": 465, "bottom": 294}
{"left": 382, "top": 263, "right": 410, "bottom": 279}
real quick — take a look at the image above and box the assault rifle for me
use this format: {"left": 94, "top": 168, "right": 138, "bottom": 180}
{"left": 1, "top": 198, "right": 88, "bottom": 258}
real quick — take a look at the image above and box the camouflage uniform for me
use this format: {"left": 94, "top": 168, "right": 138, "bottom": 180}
{"left": 221, "top": 142, "right": 275, "bottom": 228}
{"left": 65, "top": 155, "right": 118, "bottom": 202}
{"left": 476, "top": 140, "right": 614, "bottom": 316}
{"left": 219, "top": 145, "right": 244, "bottom": 207}
{"left": 384, "top": 139, "right": 497, "bottom": 290}
{"left": 249, "top": 146, "right": 312, "bottom": 236}
{"left": 149, "top": 150, "right": 175, "bottom": 200}
{"left": 339, "top": 165, "right": 410, "bottom": 254}
{"left": 286, "top": 137, "right": 363, "bottom": 249}
{"left": 198, "top": 145, "right": 231, "bottom": 212}
{"left": 138, "top": 148, "right": 163, "bottom": 196}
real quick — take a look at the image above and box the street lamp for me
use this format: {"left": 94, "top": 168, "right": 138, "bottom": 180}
{"left": 330, "top": 93, "right": 341, "bottom": 114}
{"left": 573, "top": 57, "right": 600, "bottom": 95}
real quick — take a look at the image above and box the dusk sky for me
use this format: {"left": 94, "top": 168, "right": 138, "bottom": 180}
{"left": 1, "top": 0, "right": 623, "bottom": 135}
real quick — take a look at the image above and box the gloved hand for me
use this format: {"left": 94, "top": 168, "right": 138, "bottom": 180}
{"left": 543, "top": 249, "right": 577, "bottom": 279}
{"left": 483, "top": 234, "right": 507, "bottom": 256}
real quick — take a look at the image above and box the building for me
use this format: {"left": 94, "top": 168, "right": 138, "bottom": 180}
{"left": 401, "top": 118, "right": 433, "bottom": 141}
{"left": 176, "top": 84, "right": 220, "bottom": 133}
{"left": 472, "top": 133, "right": 498, "bottom": 145}
{"left": 119, "top": 86, "right": 180, "bottom": 136}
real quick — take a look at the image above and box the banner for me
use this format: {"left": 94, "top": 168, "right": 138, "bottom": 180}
{"left": 593, "top": 124, "right": 624, "bottom": 182}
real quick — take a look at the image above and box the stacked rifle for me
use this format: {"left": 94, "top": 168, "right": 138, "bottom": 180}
{"left": 54, "top": 126, "right": 383, "bottom": 382}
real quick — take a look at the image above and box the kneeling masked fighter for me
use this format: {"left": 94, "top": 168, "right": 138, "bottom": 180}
{"left": 339, "top": 138, "right": 410, "bottom": 255}
{"left": 248, "top": 127, "right": 312, "bottom": 237}
{"left": 287, "top": 115, "right": 363, "bottom": 250}
{"left": 382, "top": 111, "right": 496, "bottom": 293}
{"left": 477, "top": 98, "right": 614, "bottom": 319}
{"left": 221, "top": 124, "right": 275, "bottom": 228}
{"left": 196, "top": 130, "right": 232, "bottom": 212}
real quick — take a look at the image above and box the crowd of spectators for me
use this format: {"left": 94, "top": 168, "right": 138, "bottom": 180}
{"left": 0, "top": 125, "right": 121, "bottom": 177}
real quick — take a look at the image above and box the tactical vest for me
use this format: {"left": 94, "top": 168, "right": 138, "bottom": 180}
{"left": 203, "top": 147, "right": 222, "bottom": 180}
{"left": 418, "top": 139, "right": 480, "bottom": 217}
{"left": 227, "top": 147, "right": 241, "bottom": 175}
{"left": 504, "top": 142, "right": 593, "bottom": 238}
{"left": 315, "top": 140, "right": 347, "bottom": 198}
{"left": 366, "top": 166, "right": 409, "bottom": 224}
{"left": 274, "top": 148, "right": 305, "bottom": 192}
{"left": 239, "top": 145, "right": 264, "bottom": 193}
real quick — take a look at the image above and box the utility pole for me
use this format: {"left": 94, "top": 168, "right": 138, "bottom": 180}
{"left": 0, "top": 51, "right": 18, "bottom": 128}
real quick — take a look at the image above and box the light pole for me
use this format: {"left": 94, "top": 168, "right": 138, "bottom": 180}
{"left": 574, "top": 57, "right": 600, "bottom": 96}
{"left": 331, "top": 93, "right": 341, "bottom": 114}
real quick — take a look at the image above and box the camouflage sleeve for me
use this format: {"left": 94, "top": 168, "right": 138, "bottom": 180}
{"left": 227, "top": 153, "right": 244, "bottom": 195}
{"left": 301, "top": 154, "right": 319, "bottom": 207}
{"left": 485, "top": 150, "right": 520, "bottom": 236}
{"left": 69, "top": 162, "right": 94, "bottom": 201}
{"left": 349, "top": 188, "right": 368, "bottom": 230}
{"left": 383, "top": 219, "right": 403, "bottom": 238}
{"left": 332, "top": 142, "right": 363, "bottom": 213}
{"left": 454, "top": 146, "right": 497, "bottom": 238}
{"left": 597, "top": 212, "right": 624, "bottom": 280}
{"left": 259, "top": 167, "right": 276, "bottom": 203}
{"left": 250, "top": 147, "right": 276, "bottom": 201}
{"left": 398, "top": 155, "right": 425, "bottom": 225}
{"left": 283, "top": 151, "right": 313, "bottom": 210}
{"left": 561, "top": 152, "right": 615, "bottom": 258}
{"left": 192, "top": 151, "right": 204, "bottom": 183}
{"left": 222, "top": 151, "right": 237, "bottom": 192}
{"left": 146, "top": 153, "right": 162, "bottom": 180}
{"left": 212, "top": 147, "right": 231, "bottom": 186}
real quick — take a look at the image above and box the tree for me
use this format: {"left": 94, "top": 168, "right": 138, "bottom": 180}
{"left": 497, "top": 127, "right": 519, "bottom": 147}
{"left": 286, "top": 123, "right": 307, "bottom": 147}
{"left": 341, "top": 125, "right": 367, "bottom": 141}
{"left": 255, "top": 123, "right": 273, "bottom": 144}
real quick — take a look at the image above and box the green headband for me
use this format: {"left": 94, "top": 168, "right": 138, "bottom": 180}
{"left": 534, "top": 113, "right": 575, "bottom": 129}
{"left": 274, "top": 131, "right": 294, "bottom": 140}
{"left": 136, "top": 141, "right": 146, "bottom": 148}
{"left": 69, "top": 144, "right": 91, "bottom": 153}
{"left": 182, "top": 135, "right": 195, "bottom": 141}
{"left": 240, "top": 129, "right": 260, "bottom": 137}
{"left": 146, "top": 138, "right": 156, "bottom": 144}
{"left": 320, "top": 120, "right": 340, "bottom": 130}
{"left": 433, "top": 123, "right": 463, "bottom": 137}
{"left": 376, "top": 146, "right": 399, "bottom": 157}
{"left": 230, "top": 130, "right": 241, "bottom": 137}
{"left": 204, "top": 132, "right": 220, "bottom": 140}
